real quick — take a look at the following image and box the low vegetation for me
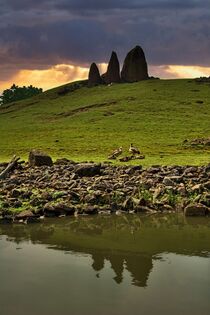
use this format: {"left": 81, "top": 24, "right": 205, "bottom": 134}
{"left": 0, "top": 84, "right": 42, "bottom": 105}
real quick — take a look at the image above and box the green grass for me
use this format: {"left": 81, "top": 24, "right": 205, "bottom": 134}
{"left": 0, "top": 79, "right": 209, "bottom": 166}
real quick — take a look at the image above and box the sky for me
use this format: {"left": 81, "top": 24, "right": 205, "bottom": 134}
{"left": 0, "top": 0, "right": 210, "bottom": 92}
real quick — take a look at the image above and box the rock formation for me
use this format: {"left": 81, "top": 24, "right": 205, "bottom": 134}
{"left": 121, "top": 46, "right": 149, "bottom": 82}
{"left": 87, "top": 45, "right": 149, "bottom": 87}
{"left": 88, "top": 63, "right": 103, "bottom": 87}
{"left": 102, "top": 51, "right": 121, "bottom": 84}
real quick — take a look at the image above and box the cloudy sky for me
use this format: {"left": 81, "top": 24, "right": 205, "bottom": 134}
{"left": 1, "top": 0, "right": 210, "bottom": 91}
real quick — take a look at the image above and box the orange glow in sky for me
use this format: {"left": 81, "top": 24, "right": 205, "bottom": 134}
{"left": 0, "top": 63, "right": 210, "bottom": 92}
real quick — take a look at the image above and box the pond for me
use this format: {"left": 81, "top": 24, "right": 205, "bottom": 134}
{"left": 0, "top": 214, "right": 210, "bottom": 315}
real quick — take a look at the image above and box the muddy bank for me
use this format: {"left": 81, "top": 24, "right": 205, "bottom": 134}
{"left": 0, "top": 160, "right": 210, "bottom": 224}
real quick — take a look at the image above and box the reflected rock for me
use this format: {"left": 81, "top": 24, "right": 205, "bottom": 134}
{"left": 126, "top": 254, "right": 153, "bottom": 287}
{"left": 92, "top": 253, "right": 105, "bottom": 271}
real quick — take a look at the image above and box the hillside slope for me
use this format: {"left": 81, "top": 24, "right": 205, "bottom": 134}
{"left": 0, "top": 79, "right": 209, "bottom": 165}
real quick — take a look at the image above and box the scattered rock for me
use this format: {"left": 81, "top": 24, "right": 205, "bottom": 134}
{"left": 163, "top": 177, "right": 175, "bottom": 186}
{"left": 119, "top": 156, "right": 133, "bottom": 162}
{"left": 183, "top": 138, "right": 210, "bottom": 147}
{"left": 55, "top": 158, "right": 76, "bottom": 165}
{"left": 75, "top": 164, "right": 102, "bottom": 177}
{"left": 203, "top": 181, "right": 210, "bottom": 190}
{"left": 83, "top": 205, "right": 98, "bottom": 215}
{"left": 10, "top": 189, "right": 21, "bottom": 198}
{"left": 43, "top": 203, "right": 75, "bottom": 217}
{"left": 0, "top": 160, "right": 210, "bottom": 223}
{"left": 16, "top": 210, "right": 35, "bottom": 220}
{"left": 191, "top": 184, "right": 203, "bottom": 193}
{"left": 29, "top": 150, "right": 53, "bottom": 167}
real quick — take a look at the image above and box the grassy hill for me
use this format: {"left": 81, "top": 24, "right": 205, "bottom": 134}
{"left": 0, "top": 79, "right": 209, "bottom": 166}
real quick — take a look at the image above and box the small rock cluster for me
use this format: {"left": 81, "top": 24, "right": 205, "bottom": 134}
{"left": 0, "top": 157, "right": 209, "bottom": 224}
{"left": 88, "top": 46, "right": 149, "bottom": 87}
{"left": 183, "top": 138, "right": 210, "bottom": 147}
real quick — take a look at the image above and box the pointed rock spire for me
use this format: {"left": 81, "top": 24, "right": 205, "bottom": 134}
{"left": 103, "top": 51, "right": 121, "bottom": 84}
{"left": 88, "top": 63, "right": 103, "bottom": 87}
{"left": 121, "top": 46, "right": 149, "bottom": 82}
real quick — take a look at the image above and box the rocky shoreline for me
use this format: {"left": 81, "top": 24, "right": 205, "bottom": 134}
{"left": 0, "top": 159, "right": 210, "bottom": 224}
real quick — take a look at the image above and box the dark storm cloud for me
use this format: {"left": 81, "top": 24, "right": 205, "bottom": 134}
{"left": 3, "top": 0, "right": 209, "bottom": 11}
{"left": 56, "top": 0, "right": 210, "bottom": 11}
{"left": 0, "top": 0, "right": 210, "bottom": 81}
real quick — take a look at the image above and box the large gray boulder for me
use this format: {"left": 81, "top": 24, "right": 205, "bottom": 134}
{"left": 102, "top": 51, "right": 121, "bottom": 84}
{"left": 88, "top": 63, "right": 103, "bottom": 87}
{"left": 121, "top": 46, "right": 149, "bottom": 82}
{"left": 29, "top": 150, "right": 53, "bottom": 167}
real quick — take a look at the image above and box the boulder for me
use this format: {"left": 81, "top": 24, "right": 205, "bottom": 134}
{"left": 10, "top": 189, "right": 21, "bottom": 198}
{"left": 75, "top": 164, "right": 102, "bottom": 177}
{"left": 88, "top": 63, "right": 103, "bottom": 87}
{"left": 43, "top": 203, "right": 75, "bottom": 217}
{"left": 204, "top": 181, "right": 210, "bottom": 190}
{"left": 54, "top": 158, "right": 76, "bottom": 165}
{"left": 16, "top": 210, "right": 35, "bottom": 220}
{"left": 29, "top": 150, "right": 53, "bottom": 167}
{"left": 83, "top": 205, "right": 98, "bottom": 215}
{"left": 163, "top": 177, "right": 175, "bottom": 186}
{"left": 121, "top": 46, "right": 149, "bottom": 82}
{"left": 184, "top": 204, "right": 209, "bottom": 216}
{"left": 102, "top": 51, "right": 121, "bottom": 84}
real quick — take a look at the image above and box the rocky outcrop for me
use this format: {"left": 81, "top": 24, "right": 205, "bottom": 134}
{"left": 87, "top": 45, "right": 149, "bottom": 87}
{"left": 28, "top": 150, "right": 53, "bottom": 167}
{"left": 88, "top": 63, "right": 103, "bottom": 87}
{"left": 121, "top": 46, "right": 149, "bottom": 82}
{"left": 102, "top": 51, "right": 121, "bottom": 84}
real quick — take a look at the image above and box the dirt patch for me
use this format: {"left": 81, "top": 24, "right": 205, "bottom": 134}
{"left": 53, "top": 96, "right": 136, "bottom": 119}
{"left": 0, "top": 101, "right": 38, "bottom": 116}
{"left": 103, "top": 111, "right": 115, "bottom": 117}
{"left": 55, "top": 101, "right": 118, "bottom": 118}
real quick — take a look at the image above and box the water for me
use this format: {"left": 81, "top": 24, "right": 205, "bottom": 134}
{"left": 0, "top": 214, "right": 210, "bottom": 315}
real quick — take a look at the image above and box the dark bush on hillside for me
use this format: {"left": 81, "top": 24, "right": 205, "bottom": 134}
{"left": 0, "top": 84, "right": 43, "bottom": 105}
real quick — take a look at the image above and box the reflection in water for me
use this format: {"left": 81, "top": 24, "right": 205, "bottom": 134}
{"left": 91, "top": 252, "right": 153, "bottom": 287}
{"left": 1, "top": 214, "right": 210, "bottom": 289}
{"left": 109, "top": 255, "right": 124, "bottom": 284}
{"left": 126, "top": 255, "right": 153, "bottom": 287}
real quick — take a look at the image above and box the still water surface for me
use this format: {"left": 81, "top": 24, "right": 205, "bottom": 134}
{"left": 0, "top": 214, "right": 210, "bottom": 315}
